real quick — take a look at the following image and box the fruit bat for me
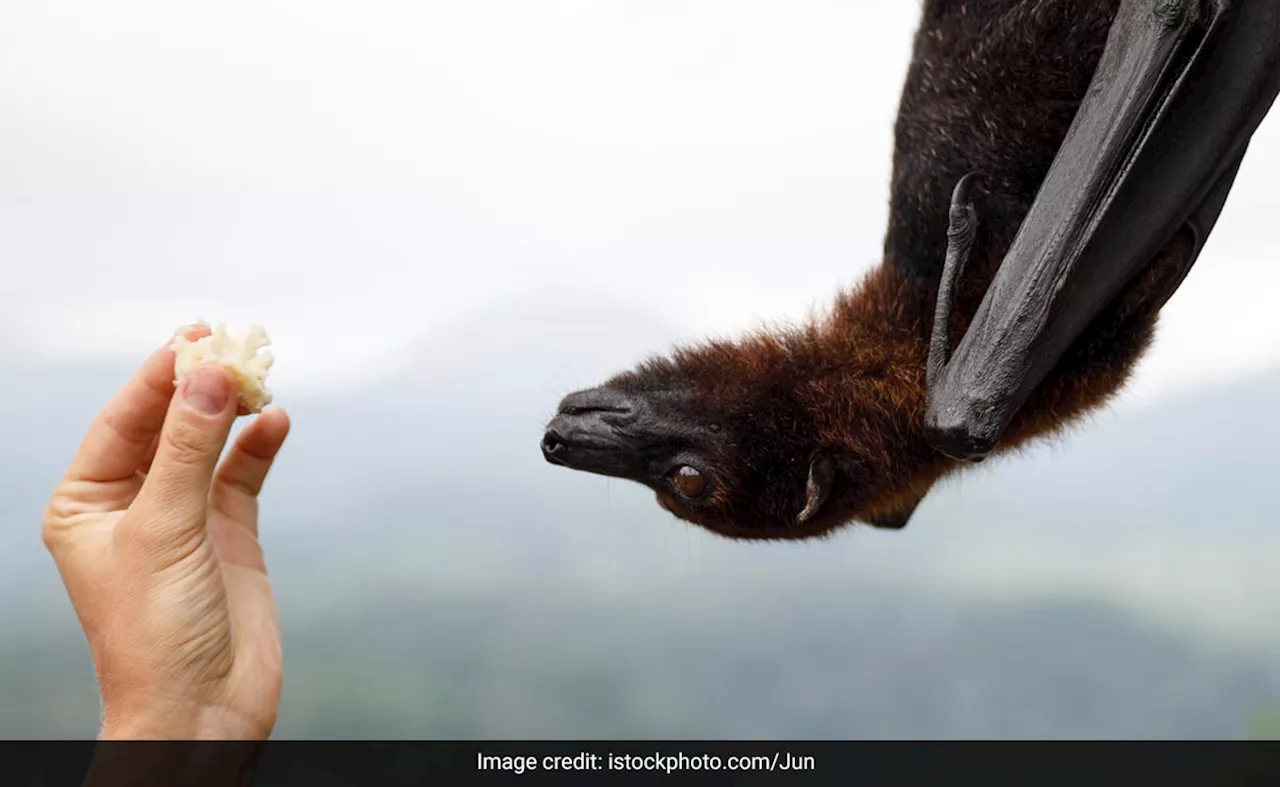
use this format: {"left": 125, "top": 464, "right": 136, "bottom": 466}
{"left": 541, "top": 0, "right": 1279, "bottom": 540}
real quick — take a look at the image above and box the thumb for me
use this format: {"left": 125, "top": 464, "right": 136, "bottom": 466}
{"left": 130, "top": 364, "right": 238, "bottom": 550}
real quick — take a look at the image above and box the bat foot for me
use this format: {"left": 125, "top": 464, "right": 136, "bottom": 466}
{"left": 926, "top": 171, "right": 983, "bottom": 394}
{"left": 925, "top": 171, "right": 1001, "bottom": 463}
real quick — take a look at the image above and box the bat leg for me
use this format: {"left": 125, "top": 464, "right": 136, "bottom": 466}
{"left": 925, "top": 173, "right": 981, "bottom": 397}
{"left": 924, "top": 172, "right": 992, "bottom": 461}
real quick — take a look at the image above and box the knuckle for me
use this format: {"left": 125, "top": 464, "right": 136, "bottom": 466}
{"left": 220, "top": 473, "right": 261, "bottom": 499}
{"left": 161, "top": 419, "right": 217, "bottom": 470}
{"left": 44, "top": 487, "right": 80, "bottom": 521}
{"left": 114, "top": 508, "right": 203, "bottom": 565}
{"left": 41, "top": 491, "right": 81, "bottom": 550}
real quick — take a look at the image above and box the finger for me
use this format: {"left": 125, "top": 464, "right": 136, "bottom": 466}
{"left": 137, "top": 397, "right": 233, "bottom": 475}
{"left": 137, "top": 433, "right": 162, "bottom": 477}
{"left": 64, "top": 324, "right": 211, "bottom": 484}
{"left": 212, "top": 407, "right": 291, "bottom": 534}
{"left": 129, "top": 363, "right": 238, "bottom": 547}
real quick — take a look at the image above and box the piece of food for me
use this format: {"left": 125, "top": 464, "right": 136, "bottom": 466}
{"left": 171, "top": 321, "right": 274, "bottom": 413}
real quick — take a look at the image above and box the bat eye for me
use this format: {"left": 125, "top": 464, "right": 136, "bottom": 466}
{"left": 672, "top": 465, "right": 708, "bottom": 498}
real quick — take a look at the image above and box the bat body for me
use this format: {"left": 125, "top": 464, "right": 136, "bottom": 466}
{"left": 540, "top": 0, "right": 1278, "bottom": 540}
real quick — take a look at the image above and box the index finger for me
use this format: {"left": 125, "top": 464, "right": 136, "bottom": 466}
{"left": 64, "top": 324, "right": 212, "bottom": 484}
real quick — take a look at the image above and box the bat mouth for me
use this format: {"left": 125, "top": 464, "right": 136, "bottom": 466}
{"left": 540, "top": 427, "right": 636, "bottom": 477}
{"left": 925, "top": 0, "right": 1280, "bottom": 462}
{"left": 542, "top": 442, "right": 636, "bottom": 483}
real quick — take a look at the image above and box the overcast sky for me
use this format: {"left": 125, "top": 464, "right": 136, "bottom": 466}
{"left": 2, "top": 0, "right": 1277, "bottom": 406}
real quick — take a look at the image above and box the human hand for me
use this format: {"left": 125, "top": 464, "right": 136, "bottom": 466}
{"left": 42, "top": 324, "right": 290, "bottom": 740}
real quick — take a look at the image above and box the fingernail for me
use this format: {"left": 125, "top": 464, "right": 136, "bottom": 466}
{"left": 183, "top": 366, "right": 232, "bottom": 416}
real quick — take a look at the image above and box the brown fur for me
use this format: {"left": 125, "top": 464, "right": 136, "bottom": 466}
{"left": 619, "top": 225, "right": 1190, "bottom": 540}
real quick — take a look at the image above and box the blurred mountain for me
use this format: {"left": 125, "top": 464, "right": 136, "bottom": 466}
{"left": 2, "top": 304, "right": 1279, "bottom": 739}
{"left": 949, "top": 366, "right": 1280, "bottom": 532}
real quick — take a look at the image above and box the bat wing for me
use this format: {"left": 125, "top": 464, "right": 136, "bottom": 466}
{"left": 924, "top": 0, "right": 1280, "bottom": 461}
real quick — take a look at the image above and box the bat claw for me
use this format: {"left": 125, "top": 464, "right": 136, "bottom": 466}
{"left": 949, "top": 171, "right": 983, "bottom": 208}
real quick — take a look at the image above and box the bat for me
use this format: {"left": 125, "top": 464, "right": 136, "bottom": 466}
{"left": 540, "top": 0, "right": 1278, "bottom": 540}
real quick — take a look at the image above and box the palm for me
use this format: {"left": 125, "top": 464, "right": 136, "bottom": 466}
{"left": 68, "top": 460, "right": 283, "bottom": 698}
{"left": 130, "top": 448, "right": 285, "bottom": 709}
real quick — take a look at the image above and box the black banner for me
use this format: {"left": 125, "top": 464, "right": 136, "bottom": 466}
{"left": 6, "top": 740, "right": 1280, "bottom": 786}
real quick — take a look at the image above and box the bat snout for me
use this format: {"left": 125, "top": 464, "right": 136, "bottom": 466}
{"left": 541, "top": 391, "right": 649, "bottom": 482}
{"left": 556, "top": 387, "right": 636, "bottom": 420}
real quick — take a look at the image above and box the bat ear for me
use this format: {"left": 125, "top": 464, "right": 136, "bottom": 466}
{"left": 795, "top": 454, "right": 837, "bottom": 526}
{"left": 865, "top": 486, "right": 930, "bottom": 530}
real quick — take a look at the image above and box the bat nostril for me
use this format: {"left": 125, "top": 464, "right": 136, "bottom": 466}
{"left": 541, "top": 430, "right": 566, "bottom": 455}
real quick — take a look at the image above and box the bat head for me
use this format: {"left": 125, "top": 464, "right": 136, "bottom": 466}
{"left": 541, "top": 329, "right": 931, "bottom": 540}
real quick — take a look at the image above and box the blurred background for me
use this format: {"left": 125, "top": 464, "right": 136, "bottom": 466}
{"left": 3, "top": 1, "right": 1280, "bottom": 739}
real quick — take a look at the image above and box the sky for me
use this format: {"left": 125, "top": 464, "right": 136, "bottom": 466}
{"left": 2, "top": 0, "right": 1278, "bottom": 407}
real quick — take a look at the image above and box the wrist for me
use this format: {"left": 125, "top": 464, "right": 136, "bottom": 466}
{"left": 100, "top": 698, "right": 274, "bottom": 741}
